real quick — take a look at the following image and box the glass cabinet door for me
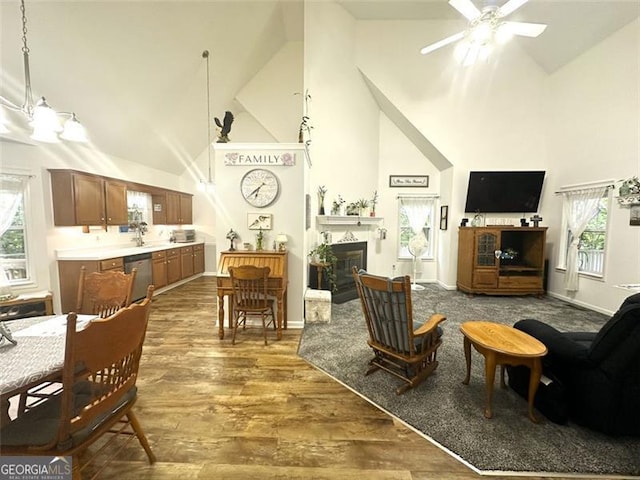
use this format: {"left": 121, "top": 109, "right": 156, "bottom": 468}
{"left": 476, "top": 232, "right": 498, "bottom": 267}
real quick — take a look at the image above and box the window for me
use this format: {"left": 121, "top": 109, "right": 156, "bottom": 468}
{"left": 558, "top": 189, "right": 610, "bottom": 278}
{"left": 0, "top": 174, "right": 30, "bottom": 285}
{"left": 397, "top": 196, "right": 436, "bottom": 259}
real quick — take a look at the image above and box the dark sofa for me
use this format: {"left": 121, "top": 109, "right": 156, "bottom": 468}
{"left": 508, "top": 293, "right": 640, "bottom": 436}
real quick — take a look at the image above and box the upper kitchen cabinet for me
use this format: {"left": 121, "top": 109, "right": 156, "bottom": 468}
{"left": 50, "top": 170, "right": 128, "bottom": 227}
{"left": 155, "top": 191, "right": 192, "bottom": 225}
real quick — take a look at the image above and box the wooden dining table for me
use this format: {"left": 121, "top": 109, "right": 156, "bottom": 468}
{"left": 0, "top": 314, "right": 96, "bottom": 426}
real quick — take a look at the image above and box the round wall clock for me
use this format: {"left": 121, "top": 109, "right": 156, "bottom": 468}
{"left": 240, "top": 168, "right": 280, "bottom": 208}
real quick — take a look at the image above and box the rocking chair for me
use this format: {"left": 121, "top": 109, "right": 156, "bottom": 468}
{"left": 352, "top": 267, "right": 446, "bottom": 395}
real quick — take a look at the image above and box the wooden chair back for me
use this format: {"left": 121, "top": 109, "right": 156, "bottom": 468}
{"left": 60, "top": 285, "right": 154, "bottom": 446}
{"left": 228, "top": 265, "right": 271, "bottom": 312}
{"left": 76, "top": 266, "right": 137, "bottom": 317}
{"left": 353, "top": 268, "right": 418, "bottom": 356}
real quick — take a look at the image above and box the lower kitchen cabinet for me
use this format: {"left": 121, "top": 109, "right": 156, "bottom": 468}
{"left": 181, "top": 246, "right": 194, "bottom": 279}
{"left": 57, "top": 257, "right": 124, "bottom": 313}
{"left": 152, "top": 250, "right": 168, "bottom": 289}
{"left": 193, "top": 244, "right": 205, "bottom": 274}
{"left": 166, "top": 248, "right": 182, "bottom": 285}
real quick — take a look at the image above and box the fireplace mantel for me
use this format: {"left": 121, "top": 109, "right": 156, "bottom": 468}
{"left": 316, "top": 215, "right": 383, "bottom": 226}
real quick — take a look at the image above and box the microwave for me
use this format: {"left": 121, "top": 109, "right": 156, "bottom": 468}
{"left": 173, "top": 229, "right": 195, "bottom": 243}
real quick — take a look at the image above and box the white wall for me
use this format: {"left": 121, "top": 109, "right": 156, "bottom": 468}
{"left": 213, "top": 143, "right": 308, "bottom": 327}
{"left": 544, "top": 19, "right": 640, "bottom": 313}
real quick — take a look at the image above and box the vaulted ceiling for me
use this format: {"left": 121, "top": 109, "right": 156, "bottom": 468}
{"left": 1, "top": 1, "right": 637, "bottom": 175}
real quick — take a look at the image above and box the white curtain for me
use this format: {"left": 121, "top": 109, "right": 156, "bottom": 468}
{"left": 400, "top": 197, "right": 430, "bottom": 238}
{"left": 0, "top": 174, "right": 27, "bottom": 237}
{"left": 561, "top": 186, "right": 608, "bottom": 292}
{"left": 0, "top": 174, "right": 28, "bottom": 293}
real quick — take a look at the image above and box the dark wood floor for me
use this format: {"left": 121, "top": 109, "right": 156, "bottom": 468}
{"left": 84, "top": 276, "right": 612, "bottom": 480}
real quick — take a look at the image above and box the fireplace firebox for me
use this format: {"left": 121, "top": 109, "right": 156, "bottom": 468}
{"left": 308, "top": 241, "right": 367, "bottom": 304}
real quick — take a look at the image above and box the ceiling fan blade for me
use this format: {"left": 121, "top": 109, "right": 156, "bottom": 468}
{"left": 503, "top": 21, "right": 547, "bottom": 37}
{"left": 498, "top": 0, "right": 529, "bottom": 17}
{"left": 448, "top": 0, "right": 481, "bottom": 21}
{"left": 420, "top": 31, "right": 466, "bottom": 55}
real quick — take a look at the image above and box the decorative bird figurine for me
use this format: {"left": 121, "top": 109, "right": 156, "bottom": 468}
{"left": 214, "top": 111, "right": 234, "bottom": 143}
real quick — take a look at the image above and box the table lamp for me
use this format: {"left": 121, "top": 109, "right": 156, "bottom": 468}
{"left": 276, "top": 233, "right": 288, "bottom": 251}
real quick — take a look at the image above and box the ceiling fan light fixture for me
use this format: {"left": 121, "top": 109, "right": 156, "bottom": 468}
{"left": 495, "top": 23, "right": 514, "bottom": 44}
{"left": 420, "top": 0, "right": 546, "bottom": 66}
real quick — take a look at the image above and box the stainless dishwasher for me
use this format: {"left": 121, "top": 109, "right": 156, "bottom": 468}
{"left": 124, "top": 252, "right": 153, "bottom": 302}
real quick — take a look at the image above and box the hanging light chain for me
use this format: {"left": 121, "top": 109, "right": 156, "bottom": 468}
{"left": 203, "top": 50, "right": 212, "bottom": 184}
{"left": 20, "top": 0, "right": 30, "bottom": 54}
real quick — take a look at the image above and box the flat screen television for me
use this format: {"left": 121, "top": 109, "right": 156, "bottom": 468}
{"left": 464, "top": 171, "right": 545, "bottom": 213}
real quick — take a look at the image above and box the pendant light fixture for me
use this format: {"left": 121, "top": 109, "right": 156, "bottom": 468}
{"left": 199, "top": 50, "right": 215, "bottom": 192}
{"left": 0, "top": 0, "right": 87, "bottom": 143}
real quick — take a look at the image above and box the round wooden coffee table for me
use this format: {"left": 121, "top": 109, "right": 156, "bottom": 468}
{"left": 460, "top": 321, "right": 547, "bottom": 422}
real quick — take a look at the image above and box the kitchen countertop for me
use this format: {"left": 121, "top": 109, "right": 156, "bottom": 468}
{"left": 56, "top": 241, "right": 204, "bottom": 261}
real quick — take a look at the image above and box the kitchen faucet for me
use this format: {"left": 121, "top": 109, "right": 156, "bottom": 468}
{"left": 130, "top": 208, "right": 147, "bottom": 247}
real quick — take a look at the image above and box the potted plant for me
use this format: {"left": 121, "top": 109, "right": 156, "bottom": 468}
{"left": 357, "top": 198, "right": 369, "bottom": 216}
{"left": 331, "top": 195, "right": 345, "bottom": 215}
{"left": 308, "top": 241, "right": 337, "bottom": 292}
{"left": 370, "top": 190, "right": 378, "bottom": 217}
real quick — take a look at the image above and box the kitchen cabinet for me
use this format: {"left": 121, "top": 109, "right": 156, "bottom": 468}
{"left": 181, "top": 246, "right": 194, "bottom": 279}
{"left": 50, "top": 170, "right": 128, "bottom": 227}
{"left": 57, "top": 257, "right": 124, "bottom": 313}
{"left": 166, "top": 192, "right": 193, "bottom": 225}
{"left": 166, "top": 248, "right": 182, "bottom": 285}
{"left": 193, "top": 244, "right": 205, "bottom": 274}
{"left": 152, "top": 250, "right": 168, "bottom": 289}
{"left": 457, "top": 226, "right": 546, "bottom": 296}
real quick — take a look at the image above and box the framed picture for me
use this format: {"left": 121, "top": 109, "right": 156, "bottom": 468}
{"left": 440, "top": 205, "right": 448, "bottom": 230}
{"left": 247, "top": 213, "right": 272, "bottom": 230}
{"left": 389, "top": 175, "right": 429, "bottom": 188}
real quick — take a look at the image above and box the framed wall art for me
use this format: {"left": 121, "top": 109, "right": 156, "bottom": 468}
{"left": 389, "top": 175, "right": 429, "bottom": 188}
{"left": 440, "top": 205, "right": 448, "bottom": 230}
{"left": 247, "top": 213, "right": 272, "bottom": 230}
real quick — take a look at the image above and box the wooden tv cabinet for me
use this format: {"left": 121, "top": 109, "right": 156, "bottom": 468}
{"left": 457, "top": 226, "right": 547, "bottom": 296}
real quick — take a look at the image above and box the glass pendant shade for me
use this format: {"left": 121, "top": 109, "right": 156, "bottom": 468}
{"left": 60, "top": 114, "right": 88, "bottom": 142}
{"left": 30, "top": 98, "right": 62, "bottom": 131}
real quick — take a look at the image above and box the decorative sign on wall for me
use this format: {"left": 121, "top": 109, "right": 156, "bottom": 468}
{"left": 389, "top": 175, "right": 429, "bottom": 187}
{"left": 224, "top": 149, "right": 297, "bottom": 166}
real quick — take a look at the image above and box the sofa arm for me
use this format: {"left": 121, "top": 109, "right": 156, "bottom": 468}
{"left": 514, "top": 319, "right": 592, "bottom": 366}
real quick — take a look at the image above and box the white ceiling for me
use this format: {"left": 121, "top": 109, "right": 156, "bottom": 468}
{"left": 1, "top": 1, "right": 638, "bottom": 175}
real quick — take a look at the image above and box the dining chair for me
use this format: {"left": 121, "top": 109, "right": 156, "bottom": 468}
{"left": 228, "top": 265, "right": 276, "bottom": 345}
{"left": 17, "top": 267, "right": 140, "bottom": 416}
{"left": 76, "top": 266, "right": 137, "bottom": 317}
{"left": 352, "top": 267, "right": 446, "bottom": 395}
{"left": 0, "top": 285, "right": 156, "bottom": 480}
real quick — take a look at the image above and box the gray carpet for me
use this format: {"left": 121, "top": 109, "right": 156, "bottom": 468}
{"left": 297, "top": 285, "right": 640, "bottom": 476}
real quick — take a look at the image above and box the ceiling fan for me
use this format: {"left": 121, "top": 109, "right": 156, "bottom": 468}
{"left": 420, "top": 0, "right": 547, "bottom": 65}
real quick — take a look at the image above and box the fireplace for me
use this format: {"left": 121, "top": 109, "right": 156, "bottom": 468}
{"left": 309, "top": 241, "right": 367, "bottom": 304}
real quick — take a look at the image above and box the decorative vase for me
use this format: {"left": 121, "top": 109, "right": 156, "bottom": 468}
{"left": 319, "top": 204, "right": 325, "bottom": 215}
